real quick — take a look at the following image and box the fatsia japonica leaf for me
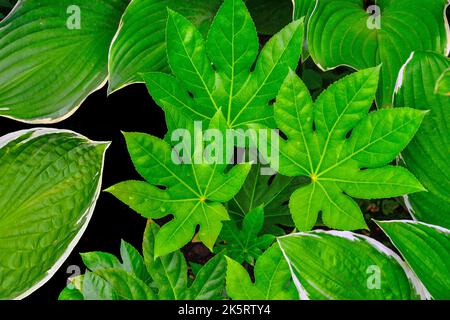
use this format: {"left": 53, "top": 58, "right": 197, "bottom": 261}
{"left": 0, "top": 128, "right": 109, "bottom": 300}
{"left": 226, "top": 243, "right": 298, "bottom": 300}
{"left": 258, "top": 67, "right": 426, "bottom": 232}
{"left": 278, "top": 230, "right": 429, "bottom": 300}
{"left": 228, "top": 163, "right": 308, "bottom": 232}
{"left": 60, "top": 222, "right": 227, "bottom": 300}
{"left": 108, "top": 0, "right": 223, "bottom": 94}
{"left": 393, "top": 52, "right": 450, "bottom": 228}
{"left": 218, "top": 207, "right": 275, "bottom": 265}
{"left": 377, "top": 220, "right": 450, "bottom": 300}
{"left": 307, "top": 0, "right": 450, "bottom": 107}
{"left": 436, "top": 68, "right": 450, "bottom": 96}
{"left": 0, "top": 0, "right": 128, "bottom": 123}
{"left": 107, "top": 112, "right": 251, "bottom": 256}
{"left": 143, "top": 0, "right": 304, "bottom": 130}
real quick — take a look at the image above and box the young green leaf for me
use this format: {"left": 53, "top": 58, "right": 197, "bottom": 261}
{"left": 435, "top": 68, "right": 450, "bottom": 96}
{"left": 0, "top": 0, "right": 128, "bottom": 123}
{"left": 218, "top": 207, "right": 275, "bottom": 264}
{"left": 226, "top": 243, "right": 298, "bottom": 300}
{"left": 228, "top": 163, "right": 307, "bottom": 232}
{"left": 278, "top": 230, "right": 429, "bottom": 300}
{"left": 108, "top": 0, "right": 223, "bottom": 94}
{"left": 377, "top": 220, "right": 450, "bottom": 300}
{"left": 107, "top": 112, "right": 251, "bottom": 256}
{"left": 143, "top": 0, "right": 304, "bottom": 130}
{"left": 307, "top": 0, "right": 449, "bottom": 107}
{"left": 394, "top": 52, "right": 450, "bottom": 228}
{"left": 0, "top": 128, "right": 109, "bottom": 300}
{"left": 259, "top": 67, "right": 426, "bottom": 231}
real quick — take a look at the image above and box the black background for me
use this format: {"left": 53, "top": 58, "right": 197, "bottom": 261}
{"left": 0, "top": 83, "right": 166, "bottom": 300}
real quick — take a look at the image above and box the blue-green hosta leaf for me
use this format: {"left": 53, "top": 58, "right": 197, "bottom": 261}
{"left": 218, "top": 207, "right": 275, "bottom": 265}
{"left": 307, "top": 0, "right": 450, "bottom": 107}
{"left": 144, "top": 0, "right": 303, "bottom": 130}
{"left": 108, "top": 0, "right": 223, "bottom": 94}
{"left": 436, "top": 68, "right": 450, "bottom": 96}
{"left": 0, "top": 128, "right": 109, "bottom": 300}
{"left": 228, "top": 163, "right": 308, "bottom": 232}
{"left": 107, "top": 113, "right": 251, "bottom": 256}
{"left": 377, "top": 220, "right": 450, "bottom": 300}
{"left": 0, "top": 0, "right": 128, "bottom": 123}
{"left": 394, "top": 52, "right": 450, "bottom": 228}
{"left": 259, "top": 67, "right": 425, "bottom": 232}
{"left": 278, "top": 230, "right": 429, "bottom": 300}
{"left": 225, "top": 243, "right": 298, "bottom": 300}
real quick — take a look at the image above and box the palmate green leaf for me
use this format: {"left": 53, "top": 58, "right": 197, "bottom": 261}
{"left": 228, "top": 163, "right": 308, "bottom": 232}
{"left": 108, "top": 0, "right": 223, "bottom": 94}
{"left": 377, "top": 220, "right": 450, "bottom": 300}
{"left": 307, "top": 0, "right": 450, "bottom": 107}
{"left": 394, "top": 52, "right": 450, "bottom": 228}
{"left": 259, "top": 67, "right": 426, "bottom": 232}
{"left": 60, "top": 222, "right": 227, "bottom": 300}
{"left": 144, "top": 0, "right": 304, "bottom": 130}
{"left": 218, "top": 207, "right": 275, "bottom": 265}
{"left": 0, "top": 0, "right": 128, "bottom": 123}
{"left": 278, "top": 230, "right": 429, "bottom": 300}
{"left": 107, "top": 112, "right": 251, "bottom": 256}
{"left": 436, "top": 68, "right": 450, "bottom": 96}
{"left": 0, "top": 128, "right": 109, "bottom": 300}
{"left": 226, "top": 243, "right": 298, "bottom": 300}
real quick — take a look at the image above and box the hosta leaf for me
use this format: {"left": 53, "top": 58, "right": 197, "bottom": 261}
{"left": 108, "top": 0, "right": 223, "bottom": 94}
{"left": 307, "top": 0, "right": 450, "bottom": 107}
{"left": 0, "top": 128, "right": 108, "bottom": 299}
{"left": 393, "top": 51, "right": 450, "bottom": 228}
{"left": 259, "top": 68, "right": 425, "bottom": 231}
{"left": 377, "top": 220, "right": 450, "bottom": 300}
{"left": 292, "top": 0, "right": 315, "bottom": 60}
{"left": 225, "top": 243, "right": 298, "bottom": 300}
{"left": 144, "top": 0, "right": 303, "bottom": 130}
{"left": 0, "top": 0, "right": 128, "bottom": 123}
{"left": 107, "top": 112, "right": 251, "bottom": 256}
{"left": 228, "top": 163, "right": 308, "bottom": 232}
{"left": 436, "top": 68, "right": 450, "bottom": 96}
{"left": 278, "top": 230, "right": 429, "bottom": 300}
{"left": 218, "top": 207, "right": 275, "bottom": 264}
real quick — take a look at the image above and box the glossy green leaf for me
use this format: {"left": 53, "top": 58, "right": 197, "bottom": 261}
{"left": 108, "top": 0, "right": 223, "bottom": 94}
{"left": 0, "top": 0, "right": 128, "bottom": 123}
{"left": 0, "top": 128, "right": 109, "bottom": 299}
{"left": 436, "top": 68, "right": 450, "bottom": 96}
{"left": 226, "top": 243, "right": 298, "bottom": 300}
{"left": 393, "top": 51, "right": 450, "bottom": 228}
{"left": 307, "top": 0, "right": 449, "bottom": 107}
{"left": 377, "top": 220, "right": 450, "bottom": 300}
{"left": 228, "top": 163, "right": 307, "bottom": 231}
{"left": 218, "top": 207, "right": 275, "bottom": 264}
{"left": 259, "top": 67, "right": 425, "bottom": 231}
{"left": 144, "top": 0, "right": 303, "bottom": 130}
{"left": 107, "top": 113, "right": 250, "bottom": 256}
{"left": 278, "top": 230, "right": 429, "bottom": 300}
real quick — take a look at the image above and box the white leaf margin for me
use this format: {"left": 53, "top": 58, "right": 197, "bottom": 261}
{"left": 0, "top": 128, "right": 110, "bottom": 299}
{"left": 277, "top": 229, "right": 431, "bottom": 300}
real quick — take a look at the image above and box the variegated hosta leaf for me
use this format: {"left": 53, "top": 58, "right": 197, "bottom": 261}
{"left": 143, "top": 0, "right": 304, "bottom": 130}
{"left": 107, "top": 112, "right": 251, "bottom": 257}
{"left": 108, "top": 0, "right": 223, "bottom": 94}
{"left": 394, "top": 51, "right": 450, "bottom": 228}
{"left": 377, "top": 220, "right": 450, "bottom": 300}
{"left": 0, "top": 128, "right": 109, "bottom": 300}
{"left": 0, "top": 0, "right": 128, "bottom": 123}
{"left": 307, "top": 0, "right": 450, "bottom": 107}
{"left": 259, "top": 67, "right": 425, "bottom": 232}
{"left": 226, "top": 243, "right": 298, "bottom": 300}
{"left": 436, "top": 68, "right": 450, "bottom": 96}
{"left": 278, "top": 230, "right": 429, "bottom": 300}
